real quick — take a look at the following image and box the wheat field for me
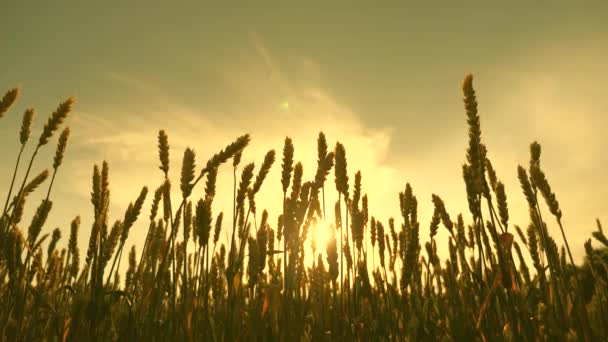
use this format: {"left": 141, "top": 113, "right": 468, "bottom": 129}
{"left": 0, "top": 75, "right": 607, "bottom": 341}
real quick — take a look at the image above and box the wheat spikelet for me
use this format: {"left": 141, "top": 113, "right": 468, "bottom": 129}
{"left": 484, "top": 158, "right": 498, "bottom": 191}
{"left": 517, "top": 166, "right": 536, "bottom": 209}
{"left": 530, "top": 141, "right": 541, "bottom": 167}
{"left": 462, "top": 74, "right": 484, "bottom": 194}
{"left": 495, "top": 182, "right": 509, "bottom": 229}
{"left": 19, "top": 109, "right": 35, "bottom": 145}
{"left": 27, "top": 199, "right": 53, "bottom": 246}
{"left": 13, "top": 169, "right": 49, "bottom": 207}
{"left": 103, "top": 221, "right": 123, "bottom": 267}
{"left": 47, "top": 228, "right": 61, "bottom": 260}
{"left": 52, "top": 127, "right": 70, "bottom": 170}
{"left": 196, "top": 198, "right": 213, "bottom": 248}
{"left": 38, "top": 97, "right": 74, "bottom": 147}
{"left": 252, "top": 150, "right": 276, "bottom": 195}
{"left": 289, "top": 162, "right": 303, "bottom": 201}
{"left": 431, "top": 194, "right": 453, "bottom": 236}
{"left": 530, "top": 164, "right": 562, "bottom": 220}
{"left": 149, "top": 184, "right": 163, "bottom": 222}
{"left": 180, "top": 148, "right": 196, "bottom": 198}
{"left": 158, "top": 130, "right": 170, "bottom": 176}
{"left": 0, "top": 88, "right": 19, "bottom": 118}
{"left": 236, "top": 163, "right": 255, "bottom": 216}
{"left": 203, "top": 134, "right": 250, "bottom": 173}
{"left": 213, "top": 212, "right": 223, "bottom": 246}
{"left": 121, "top": 186, "right": 148, "bottom": 244}
{"left": 281, "top": 137, "right": 295, "bottom": 195}
{"left": 334, "top": 142, "right": 349, "bottom": 198}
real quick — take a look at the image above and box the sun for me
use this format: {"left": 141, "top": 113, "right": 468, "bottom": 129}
{"left": 312, "top": 220, "right": 332, "bottom": 252}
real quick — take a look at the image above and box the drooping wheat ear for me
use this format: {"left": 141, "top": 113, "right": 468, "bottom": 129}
{"left": 149, "top": 184, "right": 164, "bottom": 222}
{"left": 205, "top": 167, "right": 218, "bottom": 202}
{"left": 431, "top": 194, "right": 453, "bottom": 236}
{"left": 281, "top": 137, "right": 295, "bottom": 195}
{"left": 103, "top": 221, "right": 123, "bottom": 266}
{"left": 236, "top": 163, "right": 255, "bottom": 214}
{"left": 248, "top": 150, "right": 275, "bottom": 215}
{"left": 252, "top": 150, "right": 276, "bottom": 195}
{"left": 313, "top": 152, "right": 334, "bottom": 190}
{"left": 12, "top": 196, "right": 26, "bottom": 225}
{"left": 592, "top": 219, "right": 608, "bottom": 247}
{"left": 203, "top": 134, "right": 251, "bottom": 173}
{"left": 529, "top": 164, "right": 561, "bottom": 220}
{"left": 27, "top": 199, "right": 53, "bottom": 247}
{"left": 121, "top": 186, "right": 148, "bottom": 244}
{"left": 495, "top": 182, "right": 509, "bottom": 230}
{"left": 14, "top": 170, "right": 49, "bottom": 206}
{"left": 48, "top": 127, "right": 68, "bottom": 171}
{"left": 334, "top": 142, "right": 349, "bottom": 198}
{"left": 180, "top": 148, "right": 196, "bottom": 198}
{"left": 0, "top": 88, "right": 19, "bottom": 118}
{"left": 233, "top": 151, "right": 242, "bottom": 168}
{"left": 20, "top": 109, "right": 35, "bottom": 145}
{"left": 517, "top": 166, "right": 536, "bottom": 208}
{"left": 38, "top": 97, "right": 74, "bottom": 147}
{"left": 430, "top": 206, "right": 440, "bottom": 239}
{"left": 158, "top": 130, "right": 170, "bottom": 176}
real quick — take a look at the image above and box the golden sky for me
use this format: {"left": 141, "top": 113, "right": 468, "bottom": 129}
{"left": 1, "top": 2, "right": 607, "bottom": 263}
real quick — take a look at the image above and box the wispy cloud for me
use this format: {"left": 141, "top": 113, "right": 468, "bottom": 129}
{"left": 53, "top": 33, "right": 400, "bottom": 258}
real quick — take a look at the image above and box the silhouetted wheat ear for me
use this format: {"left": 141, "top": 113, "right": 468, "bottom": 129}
{"left": 38, "top": 97, "right": 74, "bottom": 147}
{"left": 0, "top": 88, "right": 19, "bottom": 118}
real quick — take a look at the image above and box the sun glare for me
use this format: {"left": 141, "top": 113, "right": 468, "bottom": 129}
{"left": 313, "top": 220, "right": 332, "bottom": 252}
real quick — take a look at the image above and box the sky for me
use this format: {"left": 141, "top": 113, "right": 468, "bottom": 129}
{"left": 1, "top": 2, "right": 607, "bottom": 266}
